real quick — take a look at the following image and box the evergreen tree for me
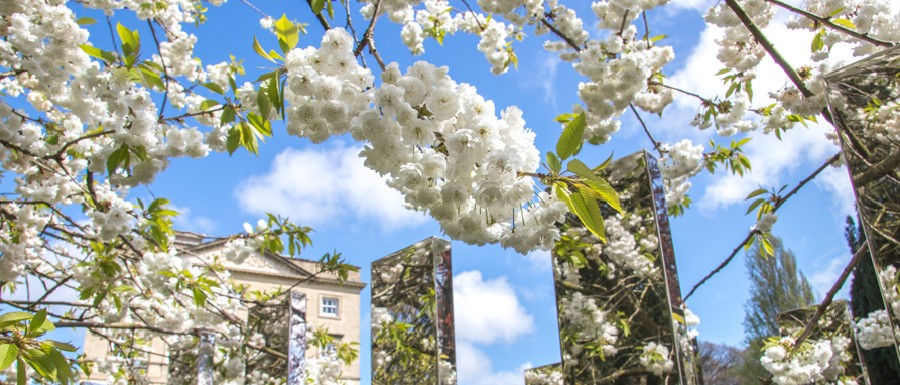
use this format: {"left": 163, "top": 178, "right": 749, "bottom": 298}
{"left": 846, "top": 216, "right": 900, "bottom": 383}
{"left": 740, "top": 236, "right": 815, "bottom": 383}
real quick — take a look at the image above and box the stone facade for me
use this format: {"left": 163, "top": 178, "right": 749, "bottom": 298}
{"left": 81, "top": 232, "right": 366, "bottom": 384}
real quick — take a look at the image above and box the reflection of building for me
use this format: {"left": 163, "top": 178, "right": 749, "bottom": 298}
{"left": 81, "top": 232, "right": 366, "bottom": 384}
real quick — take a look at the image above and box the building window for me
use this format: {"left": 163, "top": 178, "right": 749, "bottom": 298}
{"left": 321, "top": 297, "right": 340, "bottom": 317}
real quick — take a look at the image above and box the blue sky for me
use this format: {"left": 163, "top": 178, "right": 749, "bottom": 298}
{"left": 59, "top": 0, "right": 867, "bottom": 384}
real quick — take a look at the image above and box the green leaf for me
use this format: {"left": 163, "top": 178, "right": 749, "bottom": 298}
{"left": 556, "top": 112, "right": 586, "bottom": 160}
{"left": 220, "top": 105, "right": 236, "bottom": 126}
{"left": 253, "top": 37, "right": 274, "bottom": 62}
{"left": 811, "top": 29, "right": 825, "bottom": 52}
{"left": 745, "top": 188, "right": 767, "bottom": 200}
{"left": 79, "top": 44, "right": 116, "bottom": 63}
{"left": 828, "top": 7, "right": 845, "bottom": 17}
{"left": 0, "top": 312, "right": 33, "bottom": 325}
{"left": 311, "top": 0, "right": 326, "bottom": 15}
{"left": 275, "top": 14, "right": 300, "bottom": 53}
{"left": 566, "top": 159, "right": 599, "bottom": 182}
{"left": 226, "top": 126, "right": 241, "bottom": 155}
{"left": 0, "top": 344, "right": 18, "bottom": 371}
{"left": 27, "top": 309, "right": 47, "bottom": 336}
{"left": 240, "top": 122, "right": 260, "bottom": 155}
{"left": 832, "top": 18, "right": 856, "bottom": 30}
{"left": 199, "top": 99, "right": 220, "bottom": 111}
{"left": 568, "top": 190, "right": 606, "bottom": 242}
{"left": 546, "top": 152, "right": 561, "bottom": 173}
{"left": 257, "top": 85, "right": 271, "bottom": 120}
{"left": 44, "top": 341, "right": 77, "bottom": 353}
{"left": 107, "top": 146, "right": 129, "bottom": 175}
{"left": 554, "top": 113, "right": 578, "bottom": 123}
{"left": 76, "top": 17, "right": 96, "bottom": 25}
{"left": 201, "top": 82, "right": 225, "bottom": 95}
{"left": 581, "top": 178, "right": 622, "bottom": 214}
{"left": 16, "top": 357, "right": 25, "bottom": 385}
{"left": 649, "top": 34, "right": 668, "bottom": 43}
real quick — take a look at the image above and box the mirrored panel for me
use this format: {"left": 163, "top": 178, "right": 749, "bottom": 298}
{"left": 371, "top": 237, "right": 457, "bottom": 385}
{"left": 824, "top": 46, "right": 900, "bottom": 362}
{"left": 552, "top": 150, "right": 701, "bottom": 384}
{"left": 525, "top": 363, "right": 563, "bottom": 385}
{"left": 168, "top": 332, "right": 216, "bottom": 385}
{"left": 245, "top": 292, "right": 308, "bottom": 384}
{"left": 776, "top": 300, "right": 869, "bottom": 384}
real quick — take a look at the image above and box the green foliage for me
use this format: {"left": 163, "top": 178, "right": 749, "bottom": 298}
{"left": 116, "top": 23, "right": 141, "bottom": 68}
{"left": 0, "top": 310, "right": 78, "bottom": 385}
{"left": 555, "top": 112, "right": 586, "bottom": 160}
{"left": 705, "top": 138, "right": 752, "bottom": 176}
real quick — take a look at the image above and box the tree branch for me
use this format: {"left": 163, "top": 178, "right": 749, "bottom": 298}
{"left": 763, "top": 0, "right": 895, "bottom": 48}
{"left": 684, "top": 153, "right": 841, "bottom": 300}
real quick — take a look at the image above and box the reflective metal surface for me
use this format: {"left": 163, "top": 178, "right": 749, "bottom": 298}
{"left": 776, "top": 300, "right": 869, "bottom": 384}
{"left": 244, "top": 292, "right": 308, "bottom": 384}
{"left": 288, "top": 291, "right": 308, "bottom": 385}
{"left": 197, "top": 332, "right": 215, "bottom": 385}
{"left": 825, "top": 45, "right": 900, "bottom": 361}
{"left": 371, "top": 237, "right": 457, "bottom": 385}
{"left": 524, "top": 363, "right": 563, "bottom": 385}
{"left": 551, "top": 150, "right": 701, "bottom": 384}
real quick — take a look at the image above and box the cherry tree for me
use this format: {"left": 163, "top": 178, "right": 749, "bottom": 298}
{"left": 0, "top": 0, "right": 898, "bottom": 383}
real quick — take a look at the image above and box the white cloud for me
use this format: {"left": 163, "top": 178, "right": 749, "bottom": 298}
{"left": 457, "top": 342, "right": 531, "bottom": 385}
{"left": 667, "top": 20, "right": 860, "bottom": 212}
{"left": 815, "top": 165, "right": 856, "bottom": 218}
{"left": 170, "top": 205, "right": 217, "bottom": 234}
{"left": 520, "top": 51, "right": 561, "bottom": 107}
{"left": 700, "top": 124, "right": 838, "bottom": 210}
{"left": 235, "top": 144, "right": 428, "bottom": 230}
{"left": 809, "top": 255, "right": 851, "bottom": 300}
{"left": 522, "top": 250, "right": 551, "bottom": 272}
{"left": 453, "top": 270, "right": 535, "bottom": 344}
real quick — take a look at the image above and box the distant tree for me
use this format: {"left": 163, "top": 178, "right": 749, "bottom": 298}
{"left": 846, "top": 216, "right": 900, "bottom": 383}
{"left": 741, "top": 236, "right": 816, "bottom": 383}
{"left": 698, "top": 341, "right": 748, "bottom": 385}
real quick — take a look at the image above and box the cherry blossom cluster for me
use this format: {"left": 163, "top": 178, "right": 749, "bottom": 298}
{"left": 785, "top": 0, "right": 900, "bottom": 58}
{"left": 523, "top": 367, "right": 564, "bottom": 385}
{"left": 638, "top": 341, "right": 674, "bottom": 376}
{"left": 604, "top": 215, "right": 658, "bottom": 278}
{"left": 658, "top": 140, "right": 704, "bottom": 211}
{"left": 558, "top": 291, "right": 620, "bottom": 361}
{"left": 760, "top": 337, "right": 835, "bottom": 385}
{"left": 855, "top": 309, "right": 896, "bottom": 350}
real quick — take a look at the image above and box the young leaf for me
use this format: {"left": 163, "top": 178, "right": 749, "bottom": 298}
{"left": 79, "top": 45, "right": 117, "bottom": 63}
{"left": 311, "top": 0, "right": 326, "bottom": 15}
{"left": 546, "top": 152, "right": 561, "bottom": 174}
{"left": 581, "top": 178, "right": 622, "bottom": 214}
{"left": 568, "top": 190, "right": 606, "bottom": 242}
{"left": 274, "top": 14, "right": 300, "bottom": 53}
{"left": 27, "top": 309, "right": 47, "bottom": 337}
{"left": 556, "top": 112, "right": 586, "bottom": 160}
{"left": 0, "top": 345, "right": 18, "bottom": 371}
{"left": 253, "top": 37, "right": 275, "bottom": 62}
{"left": 566, "top": 159, "right": 599, "bottom": 182}
{"left": 832, "top": 18, "right": 856, "bottom": 30}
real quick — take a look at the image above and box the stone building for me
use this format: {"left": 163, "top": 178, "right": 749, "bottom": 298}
{"left": 81, "top": 232, "right": 366, "bottom": 384}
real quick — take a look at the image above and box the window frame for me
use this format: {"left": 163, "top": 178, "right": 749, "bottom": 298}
{"left": 320, "top": 296, "right": 340, "bottom": 318}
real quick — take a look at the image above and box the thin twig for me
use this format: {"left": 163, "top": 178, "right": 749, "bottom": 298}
{"left": 684, "top": 153, "right": 841, "bottom": 300}
{"left": 725, "top": 0, "right": 811, "bottom": 97}
{"left": 629, "top": 103, "right": 661, "bottom": 155}
{"left": 354, "top": 0, "right": 383, "bottom": 57}
{"left": 541, "top": 17, "right": 582, "bottom": 52}
{"left": 460, "top": 0, "right": 486, "bottom": 31}
{"left": 306, "top": 0, "right": 332, "bottom": 30}
{"left": 791, "top": 245, "right": 868, "bottom": 351}
{"left": 148, "top": 20, "right": 171, "bottom": 119}
{"left": 763, "top": 0, "right": 895, "bottom": 48}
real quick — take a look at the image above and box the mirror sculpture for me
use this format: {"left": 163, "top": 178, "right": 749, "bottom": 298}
{"left": 371, "top": 237, "right": 457, "bottom": 385}
{"left": 775, "top": 300, "right": 869, "bottom": 384}
{"left": 524, "top": 363, "right": 563, "bottom": 385}
{"left": 551, "top": 150, "right": 701, "bottom": 384}
{"left": 824, "top": 45, "right": 900, "bottom": 361}
{"left": 244, "top": 291, "right": 308, "bottom": 384}
{"left": 168, "top": 331, "right": 217, "bottom": 385}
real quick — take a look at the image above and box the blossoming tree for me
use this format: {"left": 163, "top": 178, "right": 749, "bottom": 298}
{"left": 0, "top": 0, "right": 898, "bottom": 384}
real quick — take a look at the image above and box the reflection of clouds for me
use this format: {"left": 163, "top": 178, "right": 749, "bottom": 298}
{"left": 454, "top": 271, "right": 535, "bottom": 345}
{"left": 457, "top": 342, "right": 531, "bottom": 385}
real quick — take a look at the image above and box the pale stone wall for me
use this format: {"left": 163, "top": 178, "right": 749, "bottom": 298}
{"left": 82, "top": 236, "right": 365, "bottom": 385}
